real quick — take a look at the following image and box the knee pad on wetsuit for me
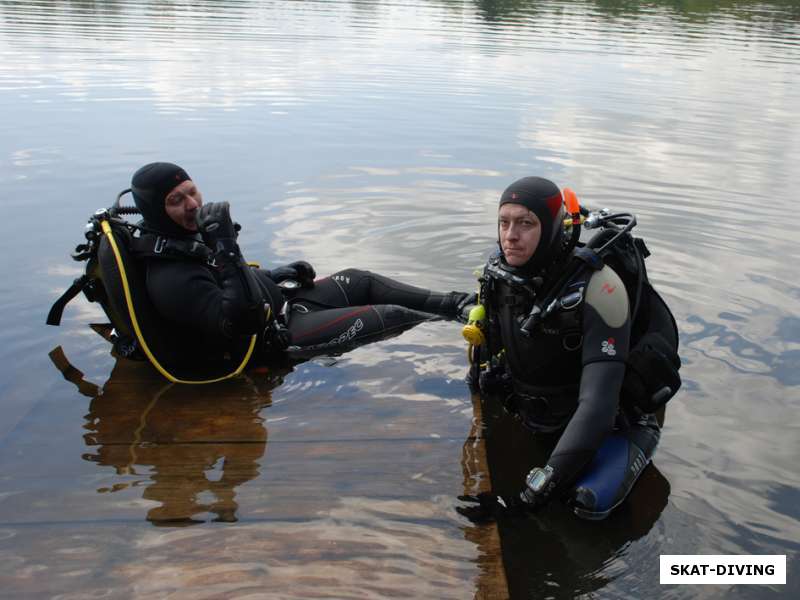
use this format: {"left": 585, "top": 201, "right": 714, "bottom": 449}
{"left": 568, "top": 416, "right": 660, "bottom": 520}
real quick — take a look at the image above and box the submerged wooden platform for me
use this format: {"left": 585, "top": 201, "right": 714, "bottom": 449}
{"left": 0, "top": 349, "right": 509, "bottom": 598}
{"left": 2, "top": 338, "right": 671, "bottom": 598}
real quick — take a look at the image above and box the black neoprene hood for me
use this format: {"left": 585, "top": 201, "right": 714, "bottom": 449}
{"left": 498, "top": 176, "right": 566, "bottom": 274}
{"left": 131, "top": 162, "right": 193, "bottom": 237}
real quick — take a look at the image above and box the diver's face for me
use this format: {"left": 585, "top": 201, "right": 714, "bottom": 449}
{"left": 498, "top": 203, "right": 541, "bottom": 267}
{"left": 165, "top": 180, "right": 203, "bottom": 231}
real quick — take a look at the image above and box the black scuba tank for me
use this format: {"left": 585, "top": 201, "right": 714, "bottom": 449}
{"left": 597, "top": 234, "right": 682, "bottom": 414}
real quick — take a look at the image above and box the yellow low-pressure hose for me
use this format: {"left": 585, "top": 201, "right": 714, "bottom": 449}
{"left": 100, "top": 219, "right": 257, "bottom": 384}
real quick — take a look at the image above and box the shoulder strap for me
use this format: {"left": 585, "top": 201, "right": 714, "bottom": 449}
{"left": 129, "top": 232, "right": 212, "bottom": 261}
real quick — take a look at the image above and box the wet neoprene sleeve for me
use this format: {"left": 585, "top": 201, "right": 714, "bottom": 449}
{"left": 545, "top": 361, "right": 625, "bottom": 492}
{"left": 545, "top": 265, "right": 631, "bottom": 494}
{"left": 215, "top": 248, "right": 269, "bottom": 336}
{"left": 146, "top": 255, "right": 267, "bottom": 340}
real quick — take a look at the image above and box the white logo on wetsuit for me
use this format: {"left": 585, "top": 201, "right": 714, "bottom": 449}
{"left": 629, "top": 451, "right": 647, "bottom": 475}
{"left": 297, "top": 318, "right": 365, "bottom": 352}
{"left": 332, "top": 275, "right": 351, "bottom": 285}
{"left": 601, "top": 338, "right": 616, "bottom": 356}
{"left": 328, "top": 317, "right": 363, "bottom": 346}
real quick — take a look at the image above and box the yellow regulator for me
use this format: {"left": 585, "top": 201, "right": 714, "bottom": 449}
{"left": 461, "top": 304, "right": 487, "bottom": 347}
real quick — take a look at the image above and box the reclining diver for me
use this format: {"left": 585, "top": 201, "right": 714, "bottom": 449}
{"left": 461, "top": 177, "right": 681, "bottom": 520}
{"left": 48, "top": 162, "right": 471, "bottom": 381}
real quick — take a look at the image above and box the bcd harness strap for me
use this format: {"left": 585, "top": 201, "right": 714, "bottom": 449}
{"left": 45, "top": 232, "right": 210, "bottom": 326}
{"left": 518, "top": 246, "right": 605, "bottom": 336}
{"left": 46, "top": 274, "right": 90, "bottom": 327}
{"left": 128, "top": 232, "right": 214, "bottom": 263}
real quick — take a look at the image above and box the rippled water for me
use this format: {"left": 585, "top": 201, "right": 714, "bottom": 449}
{"left": 1, "top": 1, "right": 799, "bottom": 598}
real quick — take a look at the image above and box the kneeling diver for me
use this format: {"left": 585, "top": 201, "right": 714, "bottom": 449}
{"left": 462, "top": 177, "right": 681, "bottom": 519}
{"left": 49, "top": 162, "right": 471, "bottom": 380}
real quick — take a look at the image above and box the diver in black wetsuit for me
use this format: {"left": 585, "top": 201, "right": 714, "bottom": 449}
{"left": 463, "top": 177, "right": 680, "bottom": 520}
{"left": 128, "top": 162, "right": 470, "bottom": 363}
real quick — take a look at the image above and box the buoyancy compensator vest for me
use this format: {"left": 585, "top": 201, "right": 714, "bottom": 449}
{"left": 466, "top": 204, "right": 682, "bottom": 416}
{"left": 47, "top": 190, "right": 259, "bottom": 384}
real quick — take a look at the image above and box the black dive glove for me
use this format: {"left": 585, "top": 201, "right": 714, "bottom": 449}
{"left": 458, "top": 466, "right": 555, "bottom": 522}
{"left": 197, "top": 202, "right": 238, "bottom": 255}
{"left": 263, "top": 320, "right": 292, "bottom": 352}
{"left": 456, "top": 492, "right": 532, "bottom": 523}
{"left": 455, "top": 292, "right": 478, "bottom": 323}
{"left": 478, "top": 368, "right": 512, "bottom": 397}
{"left": 267, "top": 261, "right": 316, "bottom": 288}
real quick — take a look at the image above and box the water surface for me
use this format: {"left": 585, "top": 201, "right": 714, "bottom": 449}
{"left": 1, "top": 1, "right": 798, "bottom": 598}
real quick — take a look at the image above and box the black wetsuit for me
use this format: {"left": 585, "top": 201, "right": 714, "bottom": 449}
{"left": 145, "top": 256, "right": 452, "bottom": 362}
{"left": 482, "top": 258, "right": 659, "bottom": 502}
{"left": 276, "top": 269, "right": 448, "bottom": 356}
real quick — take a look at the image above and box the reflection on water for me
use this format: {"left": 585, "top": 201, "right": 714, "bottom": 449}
{"left": 45, "top": 343, "right": 669, "bottom": 595}
{"left": 33, "top": 338, "right": 505, "bottom": 598}
{"left": 476, "top": 390, "right": 670, "bottom": 597}
{"left": 51, "top": 345, "right": 283, "bottom": 525}
{"left": 2, "top": 0, "right": 800, "bottom": 598}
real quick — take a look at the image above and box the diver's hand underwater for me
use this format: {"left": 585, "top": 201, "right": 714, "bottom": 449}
{"left": 456, "top": 491, "right": 536, "bottom": 523}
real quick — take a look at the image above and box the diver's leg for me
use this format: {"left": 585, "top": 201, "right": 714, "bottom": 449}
{"left": 568, "top": 413, "right": 660, "bottom": 520}
{"left": 286, "top": 303, "right": 433, "bottom": 356}
{"left": 282, "top": 275, "right": 351, "bottom": 310}
{"left": 307, "top": 268, "right": 470, "bottom": 317}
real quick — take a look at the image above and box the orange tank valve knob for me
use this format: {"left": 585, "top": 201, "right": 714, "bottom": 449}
{"left": 563, "top": 187, "right": 581, "bottom": 225}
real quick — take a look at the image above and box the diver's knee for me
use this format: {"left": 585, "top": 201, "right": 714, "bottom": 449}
{"left": 568, "top": 430, "right": 658, "bottom": 520}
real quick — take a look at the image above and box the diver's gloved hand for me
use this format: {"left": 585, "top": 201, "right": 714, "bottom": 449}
{"left": 519, "top": 487, "right": 548, "bottom": 510}
{"left": 197, "top": 202, "right": 238, "bottom": 254}
{"left": 289, "top": 260, "right": 316, "bottom": 287}
{"left": 262, "top": 320, "right": 292, "bottom": 353}
{"left": 267, "top": 261, "right": 316, "bottom": 288}
{"left": 456, "top": 492, "right": 531, "bottom": 523}
{"left": 455, "top": 292, "right": 478, "bottom": 323}
{"left": 478, "top": 368, "right": 512, "bottom": 397}
{"left": 272, "top": 323, "right": 292, "bottom": 350}
{"left": 432, "top": 291, "right": 475, "bottom": 320}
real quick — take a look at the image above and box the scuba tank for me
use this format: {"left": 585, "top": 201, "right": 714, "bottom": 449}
{"left": 47, "top": 190, "right": 259, "bottom": 384}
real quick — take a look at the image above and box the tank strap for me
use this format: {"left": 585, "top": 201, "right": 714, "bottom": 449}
{"left": 129, "top": 233, "right": 212, "bottom": 262}
{"left": 46, "top": 274, "right": 91, "bottom": 326}
{"left": 501, "top": 293, "right": 527, "bottom": 307}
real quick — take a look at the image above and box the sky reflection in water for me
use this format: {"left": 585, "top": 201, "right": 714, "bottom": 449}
{"left": 0, "top": 1, "right": 799, "bottom": 598}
